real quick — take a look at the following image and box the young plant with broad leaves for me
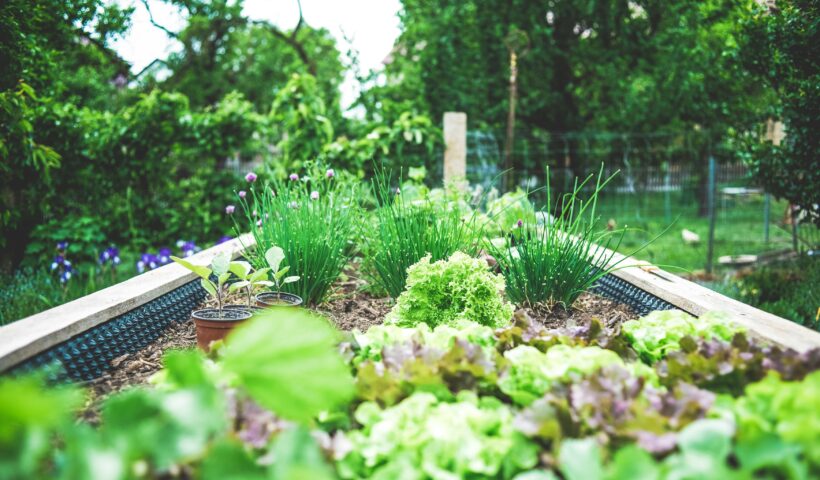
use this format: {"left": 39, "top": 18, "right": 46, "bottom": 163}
{"left": 171, "top": 252, "right": 232, "bottom": 314}
{"left": 227, "top": 260, "right": 272, "bottom": 307}
{"left": 263, "top": 246, "right": 300, "bottom": 293}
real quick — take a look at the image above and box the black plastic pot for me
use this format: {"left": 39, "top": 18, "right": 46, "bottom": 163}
{"left": 191, "top": 307, "right": 253, "bottom": 351}
{"left": 255, "top": 291, "right": 303, "bottom": 308}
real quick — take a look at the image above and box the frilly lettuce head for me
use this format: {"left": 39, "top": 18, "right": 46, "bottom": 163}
{"left": 499, "top": 345, "right": 657, "bottom": 405}
{"left": 622, "top": 310, "right": 744, "bottom": 363}
{"left": 352, "top": 319, "right": 497, "bottom": 363}
{"left": 337, "top": 391, "right": 538, "bottom": 479}
{"left": 387, "top": 252, "right": 514, "bottom": 329}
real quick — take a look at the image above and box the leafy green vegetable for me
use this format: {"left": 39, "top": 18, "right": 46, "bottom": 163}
{"left": 622, "top": 310, "right": 744, "bottom": 363}
{"left": 730, "top": 371, "right": 820, "bottom": 469}
{"left": 351, "top": 319, "right": 496, "bottom": 364}
{"left": 657, "top": 333, "right": 820, "bottom": 396}
{"left": 386, "top": 251, "right": 514, "bottom": 328}
{"left": 221, "top": 308, "right": 355, "bottom": 423}
{"left": 337, "top": 391, "right": 538, "bottom": 479}
{"left": 499, "top": 345, "right": 656, "bottom": 405}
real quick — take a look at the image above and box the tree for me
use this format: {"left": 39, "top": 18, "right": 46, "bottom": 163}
{"left": 740, "top": 0, "right": 819, "bottom": 226}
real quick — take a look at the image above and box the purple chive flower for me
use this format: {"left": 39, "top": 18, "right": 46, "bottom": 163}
{"left": 226, "top": 205, "right": 236, "bottom": 215}
{"left": 395, "top": 187, "right": 401, "bottom": 195}
{"left": 326, "top": 168, "right": 335, "bottom": 178}
{"left": 289, "top": 173, "right": 299, "bottom": 181}
{"left": 289, "top": 201, "right": 299, "bottom": 209}
{"left": 238, "top": 190, "right": 247, "bottom": 199}
{"left": 256, "top": 219, "right": 263, "bottom": 227}
{"left": 56, "top": 241, "right": 68, "bottom": 251}
{"left": 310, "top": 191, "right": 319, "bottom": 200}
{"left": 252, "top": 209, "right": 258, "bottom": 217}
{"left": 517, "top": 219, "right": 523, "bottom": 228}
{"left": 245, "top": 172, "right": 258, "bottom": 183}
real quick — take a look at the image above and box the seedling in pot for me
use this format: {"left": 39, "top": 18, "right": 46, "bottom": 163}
{"left": 265, "top": 246, "right": 300, "bottom": 292}
{"left": 255, "top": 246, "right": 303, "bottom": 307}
{"left": 228, "top": 260, "right": 273, "bottom": 307}
{"left": 171, "top": 252, "right": 233, "bottom": 316}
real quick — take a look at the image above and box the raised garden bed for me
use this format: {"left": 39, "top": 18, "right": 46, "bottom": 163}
{"left": 2, "top": 207, "right": 819, "bottom": 479}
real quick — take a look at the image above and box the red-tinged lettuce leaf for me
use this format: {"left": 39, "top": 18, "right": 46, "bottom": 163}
{"left": 513, "top": 366, "right": 713, "bottom": 452}
{"left": 356, "top": 338, "right": 502, "bottom": 407}
{"left": 657, "top": 333, "right": 820, "bottom": 396}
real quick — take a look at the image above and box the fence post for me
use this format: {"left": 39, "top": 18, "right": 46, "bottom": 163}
{"left": 443, "top": 112, "right": 467, "bottom": 183}
{"left": 763, "top": 193, "right": 771, "bottom": 243}
{"left": 706, "top": 153, "right": 717, "bottom": 274}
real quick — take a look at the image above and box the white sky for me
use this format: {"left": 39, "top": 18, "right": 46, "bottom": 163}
{"left": 110, "top": 0, "right": 402, "bottom": 111}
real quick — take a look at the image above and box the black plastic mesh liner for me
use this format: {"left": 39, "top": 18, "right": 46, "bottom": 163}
{"left": 6, "top": 273, "right": 677, "bottom": 383}
{"left": 7, "top": 280, "right": 206, "bottom": 383}
{"left": 591, "top": 273, "right": 678, "bottom": 316}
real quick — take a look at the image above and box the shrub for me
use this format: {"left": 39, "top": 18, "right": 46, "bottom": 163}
{"left": 368, "top": 171, "right": 485, "bottom": 298}
{"left": 237, "top": 168, "right": 358, "bottom": 305}
{"left": 386, "top": 251, "right": 514, "bottom": 329}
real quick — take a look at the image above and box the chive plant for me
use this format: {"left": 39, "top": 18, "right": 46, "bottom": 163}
{"left": 488, "top": 166, "right": 640, "bottom": 308}
{"left": 368, "top": 169, "right": 486, "bottom": 299}
{"left": 235, "top": 172, "right": 358, "bottom": 305}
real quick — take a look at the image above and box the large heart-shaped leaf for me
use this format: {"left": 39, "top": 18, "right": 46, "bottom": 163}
{"left": 265, "top": 246, "right": 285, "bottom": 273}
{"left": 220, "top": 309, "right": 354, "bottom": 423}
{"left": 211, "top": 252, "right": 231, "bottom": 276}
{"left": 229, "top": 261, "right": 252, "bottom": 280}
{"left": 171, "top": 256, "right": 212, "bottom": 280}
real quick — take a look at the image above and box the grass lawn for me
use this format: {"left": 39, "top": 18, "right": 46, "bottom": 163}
{"left": 591, "top": 191, "right": 794, "bottom": 273}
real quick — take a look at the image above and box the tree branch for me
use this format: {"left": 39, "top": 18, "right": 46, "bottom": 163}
{"left": 140, "top": 0, "right": 180, "bottom": 39}
{"left": 75, "top": 29, "right": 132, "bottom": 78}
{"left": 252, "top": 0, "right": 317, "bottom": 76}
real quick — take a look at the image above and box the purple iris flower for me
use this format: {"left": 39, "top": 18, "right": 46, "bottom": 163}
{"left": 216, "top": 235, "right": 232, "bottom": 245}
{"left": 158, "top": 247, "right": 173, "bottom": 265}
{"left": 180, "top": 241, "right": 198, "bottom": 257}
{"left": 56, "top": 241, "right": 68, "bottom": 251}
{"left": 99, "top": 246, "right": 121, "bottom": 266}
{"left": 245, "top": 172, "right": 258, "bottom": 183}
{"left": 51, "top": 255, "right": 65, "bottom": 271}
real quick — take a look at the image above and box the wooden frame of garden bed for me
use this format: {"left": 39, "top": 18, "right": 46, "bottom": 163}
{"left": 1, "top": 234, "right": 818, "bottom": 374}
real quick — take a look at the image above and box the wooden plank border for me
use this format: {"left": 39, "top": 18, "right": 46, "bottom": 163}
{"left": 0, "top": 234, "right": 256, "bottom": 372}
{"left": 603, "top": 249, "right": 820, "bottom": 352}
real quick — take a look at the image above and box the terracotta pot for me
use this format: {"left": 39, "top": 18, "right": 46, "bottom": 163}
{"left": 191, "top": 307, "right": 253, "bottom": 351}
{"left": 255, "top": 291, "right": 303, "bottom": 308}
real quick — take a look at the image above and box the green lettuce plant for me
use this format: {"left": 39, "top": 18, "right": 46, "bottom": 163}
{"left": 386, "top": 251, "right": 514, "bottom": 329}
{"left": 622, "top": 310, "right": 744, "bottom": 363}
{"left": 499, "top": 345, "right": 657, "bottom": 405}
{"left": 336, "top": 391, "right": 538, "bottom": 479}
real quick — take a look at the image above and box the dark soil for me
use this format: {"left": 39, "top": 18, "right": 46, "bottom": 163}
{"left": 521, "top": 292, "right": 636, "bottom": 330}
{"left": 82, "top": 267, "right": 637, "bottom": 406}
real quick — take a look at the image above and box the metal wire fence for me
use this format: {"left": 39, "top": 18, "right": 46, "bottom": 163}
{"left": 461, "top": 129, "right": 814, "bottom": 273}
